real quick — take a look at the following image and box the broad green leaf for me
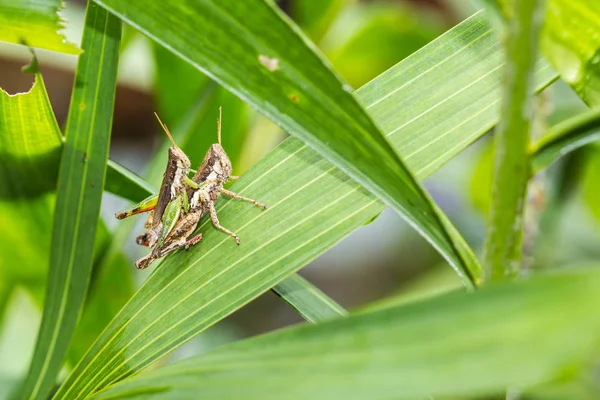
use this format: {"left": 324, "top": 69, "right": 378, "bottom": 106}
{"left": 94, "top": 0, "right": 481, "bottom": 287}
{"left": 531, "top": 107, "right": 600, "bottom": 173}
{"left": 271, "top": 274, "right": 347, "bottom": 323}
{"left": 18, "top": 4, "right": 121, "bottom": 400}
{"left": 0, "top": 67, "right": 60, "bottom": 296}
{"left": 542, "top": 0, "right": 600, "bottom": 106}
{"left": 0, "top": 0, "right": 80, "bottom": 54}
{"left": 54, "top": 12, "right": 558, "bottom": 399}
{"left": 483, "top": 0, "right": 544, "bottom": 281}
{"left": 92, "top": 267, "right": 600, "bottom": 400}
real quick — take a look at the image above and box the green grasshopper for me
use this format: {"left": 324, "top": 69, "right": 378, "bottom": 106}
{"left": 117, "top": 108, "right": 267, "bottom": 269}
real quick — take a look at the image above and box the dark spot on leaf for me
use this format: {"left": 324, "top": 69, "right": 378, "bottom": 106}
{"left": 290, "top": 94, "right": 299, "bottom": 102}
{"left": 82, "top": 152, "right": 87, "bottom": 163}
{"left": 79, "top": 103, "right": 86, "bottom": 111}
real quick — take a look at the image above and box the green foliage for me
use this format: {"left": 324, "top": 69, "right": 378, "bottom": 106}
{"left": 93, "top": 0, "right": 483, "bottom": 285}
{"left": 0, "top": 67, "right": 61, "bottom": 311}
{"left": 0, "top": 0, "right": 80, "bottom": 54}
{"left": 1, "top": 1, "right": 600, "bottom": 400}
{"left": 92, "top": 267, "right": 600, "bottom": 400}
{"left": 542, "top": 0, "right": 600, "bottom": 105}
{"left": 54, "top": 11, "right": 559, "bottom": 398}
{"left": 271, "top": 274, "right": 347, "bottom": 323}
{"left": 532, "top": 107, "right": 600, "bottom": 173}
{"left": 17, "top": 4, "right": 121, "bottom": 399}
{"left": 483, "top": 0, "right": 544, "bottom": 281}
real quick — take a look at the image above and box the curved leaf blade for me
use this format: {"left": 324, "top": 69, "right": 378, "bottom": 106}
{"left": 542, "top": 0, "right": 600, "bottom": 106}
{"left": 531, "top": 106, "right": 600, "bottom": 173}
{"left": 53, "top": 11, "right": 559, "bottom": 400}
{"left": 0, "top": 0, "right": 80, "bottom": 54}
{"left": 18, "top": 5, "right": 121, "bottom": 399}
{"left": 272, "top": 274, "right": 347, "bottom": 323}
{"left": 93, "top": 267, "right": 600, "bottom": 400}
{"left": 94, "top": 0, "right": 480, "bottom": 286}
{"left": 105, "top": 160, "right": 156, "bottom": 201}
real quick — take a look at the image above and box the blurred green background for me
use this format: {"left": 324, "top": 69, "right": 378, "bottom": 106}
{"left": 1, "top": 0, "right": 598, "bottom": 397}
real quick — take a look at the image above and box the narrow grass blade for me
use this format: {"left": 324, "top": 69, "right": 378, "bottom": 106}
{"left": 17, "top": 4, "right": 121, "bottom": 400}
{"left": 92, "top": 267, "right": 600, "bottom": 400}
{"left": 272, "top": 274, "right": 347, "bottom": 323}
{"left": 0, "top": 0, "right": 80, "bottom": 54}
{"left": 483, "top": 0, "right": 544, "bottom": 282}
{"left": 94, "top": 0, "right": 480, "bottom": 287}
{"left": 54, "top": 12, "right": 558, "bottom": 399}
{"left": 106, "top": 160, "right": 156, "bottom": 201}
{"left": 531, "top": 107, "right": 600, "bottom": 173}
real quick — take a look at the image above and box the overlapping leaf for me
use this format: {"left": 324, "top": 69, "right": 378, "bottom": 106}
{"left": 54, "top": 12, "right": 558, "bottom": 399}
{"left": 92, "top": 267, "right": 600, "bottom": 400}
{"left": 531, "top": 107, "right": 600, "bottom": 173}
{"left": 94, "top": 0, "right": 481, "bottom": 288}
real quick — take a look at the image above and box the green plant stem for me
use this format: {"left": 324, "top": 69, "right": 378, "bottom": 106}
{"left": 483, "top": 0, "right": 545, "bottom": 282}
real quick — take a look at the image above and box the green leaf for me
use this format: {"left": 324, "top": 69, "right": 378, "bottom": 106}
{"left": 106, "top": 160, "right": 156, "bottom": 201}
{"left": 322, "top": 1, "right": 442, "bottom": 87}
{"left": 66, "top": 223, "right": 135, "bottom": 366}
{"left": 271, "top": 274, "right": 347, "bottom": 323}
{"left": 290, "top": 0, "right": 348, "bottom": 43}
{"left": 54, "top": 12, "right": 558, "bottom": 399}
{"left": 0, "top": 0, "right": 80, "bottom": 54}
{"left": 0, "top": 68, "right": 61, "bottom": 299}
{"left": 92, "top": 267, "right": 600, "bottom": 400}
{"left": 94, "top": 0, "right": 481, "bottom": 287}
{"left": 531, "top": 107, "right": 600, "bottom": 173}
{"left": 542, "top": 0, "right": 600, "bottom": 106}
{"left": 483, "top": 0, "right": 544, "bottom": 281}
{"left": 18, "top": 4, "right": 121, "bottom": 400}
{"left": 582, "top": 147, "right": 600, "bottom": 223}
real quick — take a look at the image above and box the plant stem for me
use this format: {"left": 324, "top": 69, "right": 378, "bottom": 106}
{"left": 483, "top": 0, "right": 545, "bottom": 282}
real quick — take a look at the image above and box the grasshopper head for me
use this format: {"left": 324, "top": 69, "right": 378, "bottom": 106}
{"left": 168, "top": 146, "right": 191, "bottom": 171}
{"left": 195, "top": 143, "right": 232, "bottom": 182}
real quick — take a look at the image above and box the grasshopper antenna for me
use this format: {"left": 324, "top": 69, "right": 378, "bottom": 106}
{"left": 154, "top": 112, "right": 177, "bottom": 148}
{"left": 217, "top": 106, "right": 222, "bottom": 146}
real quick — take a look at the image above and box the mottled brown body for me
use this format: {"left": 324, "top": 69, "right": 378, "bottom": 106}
{"left": 118, "top": 108, "right": 267, "bottom": 270}
{"left": 143, "top": 146, "right": 191, "bottom": 247}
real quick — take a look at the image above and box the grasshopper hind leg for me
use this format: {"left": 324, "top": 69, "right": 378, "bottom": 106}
{"left": 114, "top": 194, "right": 159, "bottom": 220}
{"left": 208, "top": 201, "right": 240, "bottom": 244}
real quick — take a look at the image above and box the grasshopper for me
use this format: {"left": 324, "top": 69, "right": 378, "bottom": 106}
{"left": 118, "top": 107, "right": 267, "bottom": 269}
{"left": 115, "top": 113, "right": 201, "bottom": 250}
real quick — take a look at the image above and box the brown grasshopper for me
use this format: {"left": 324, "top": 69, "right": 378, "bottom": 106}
{"left": 115, "top": 113, "right": 201, "bottom": 250}
{"left": 118, "top": 107, "right": 267, "bottom": 269}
